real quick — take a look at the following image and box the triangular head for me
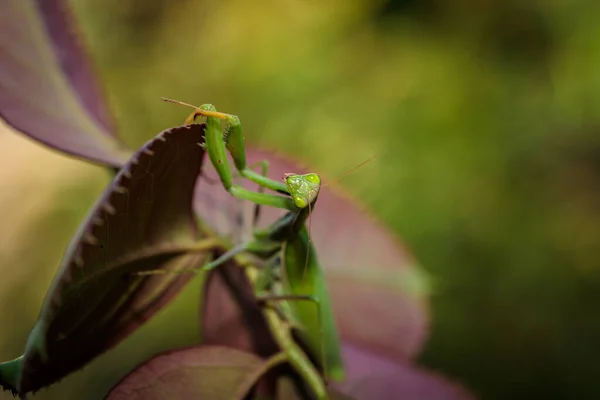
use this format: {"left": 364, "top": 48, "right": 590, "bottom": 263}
{"left": 284, "top": 173, "right": 321, "bottom": 209}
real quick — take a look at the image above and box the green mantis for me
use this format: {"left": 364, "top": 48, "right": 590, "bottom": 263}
{"left": 163, "top": 99, "right": 345, "bottom": 398}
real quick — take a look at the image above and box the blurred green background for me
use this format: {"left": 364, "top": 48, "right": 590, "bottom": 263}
{"left": 2, "top": 0, "right": 600, "bottom": 398}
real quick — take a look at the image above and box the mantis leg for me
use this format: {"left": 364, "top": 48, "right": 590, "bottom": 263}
{"left": 261, "top": 306, "right": 330, "bottom": 400}
{"left": 253, "top": 256, "right": 328, "bottom": 383}
{"left": 257, "top": 294, "right": 326, "bottom": 380}
{"left": 201, "top": 242, "right": 249, "bottom": 271}
{"left": 246, "top": 159, "right": 270, "bottom": 228}
{"left": 173, "top": 101, "right": 296, "bottom": 211}
{"left": 134, "top": 237, "right": 280, "bottom": 276}
{"left": 133, "top": 241, "right": 220, "bottom": 277}
{"left": 252, "top": 256, "right": 330, "bottom": 399}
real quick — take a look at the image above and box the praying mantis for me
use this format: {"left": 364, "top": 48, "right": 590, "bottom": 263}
{"left": 161, "top": 98, "right": 345, "bottom": 399}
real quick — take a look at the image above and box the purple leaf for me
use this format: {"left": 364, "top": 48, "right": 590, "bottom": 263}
{"left": 334, "top": 344, "right": 475, "bottom": 400}
{"left": 106, "top": 346, "right": 274, "bottom": 400}
{"left": 200, "top": 269, "right": 473, "bottom": 399}
{"left": 1, "top": 0, "right": 132, "bottom": 166}
{"left": 0, "top": 124, "right": 208, "bottom": 395}
{"left": 194, "top": 148, "right": 429, "bottom": 362}
{"left": 33, "top": 0, "right": 115, "bottom": 133}
{"left": 201, "top": 263, "right": 277, "bottom": 358}
{"left": 200, "top": 263, "right": 284, "bottom": 400}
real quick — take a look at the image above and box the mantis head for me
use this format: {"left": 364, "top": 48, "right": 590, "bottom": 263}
{"left": 284, "top": 173, "right": 321, "bottom": 209}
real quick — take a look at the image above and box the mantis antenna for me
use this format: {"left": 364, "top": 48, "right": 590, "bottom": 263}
{"left": 320, "top": 154, "right": 379, "bottom": 188}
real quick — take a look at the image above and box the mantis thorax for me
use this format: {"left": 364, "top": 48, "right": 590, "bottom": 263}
{"left": 284, "top": 173, "right": 321, "bottom": 209}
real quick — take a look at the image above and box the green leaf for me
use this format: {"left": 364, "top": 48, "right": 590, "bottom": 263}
{"left": 1, "top": 0, "right": 132, "bottom": 166}
{"left": 0, "top": 356, "right": 21, "bottom": 396}
{"left": 106, "top": 346, "right": 274, "bottom": 400}
{"left": 0, "top": 124, "right": 209, "bottom": 395}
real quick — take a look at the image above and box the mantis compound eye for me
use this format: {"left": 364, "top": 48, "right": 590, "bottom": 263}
{"left": 304, "top": 173, "right": 321, "bottom": 185}
{"left": 293, "top": 196, "right": 308, "bottom": 209}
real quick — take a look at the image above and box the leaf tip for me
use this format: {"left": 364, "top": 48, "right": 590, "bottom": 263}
{"left": 0, "top": 355, "right": 23, "bottom": 396}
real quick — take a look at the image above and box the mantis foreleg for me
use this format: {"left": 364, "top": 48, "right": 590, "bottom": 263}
{"left": 245, "top": 159, "right": 271, "bottom": 228}
{"left": 164, "top": 99, "right": 297, "bottom": 211}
